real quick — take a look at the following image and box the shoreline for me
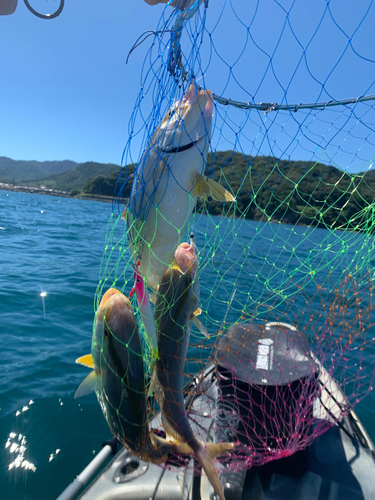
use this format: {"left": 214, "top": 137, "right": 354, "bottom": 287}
{"left": 0, "top": 184, "right": 325, "bottom": 230}
{"left": 0, "top": 183, "right": 113, "bottom": 203}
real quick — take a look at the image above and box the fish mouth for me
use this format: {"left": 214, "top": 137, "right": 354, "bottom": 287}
{"left": 99, "top": 288, "right": 132, "bottom": 317}
{"left": 155, "top": 83, "right": 214, "bottom": 149}
{"left": 162, "top": 84, "right": 213, "bottom": 125}
{"left": 175, "top": 241, "right": 198, "bottom": 274}
{"left": 181, "top": 85, "right": 213, "bottom": 121}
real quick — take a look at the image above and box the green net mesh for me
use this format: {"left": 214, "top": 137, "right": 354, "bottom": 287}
{"left": 91, "top": 0, "right": 375, "bottom": 478}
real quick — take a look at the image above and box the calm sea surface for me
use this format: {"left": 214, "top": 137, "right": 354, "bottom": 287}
{"left": 1, "top": 190, "right": 375, "bottom": 500}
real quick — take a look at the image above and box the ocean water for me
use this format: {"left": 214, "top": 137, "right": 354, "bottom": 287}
{"left": 1, "top": 189, "right": 375, "bottom": 500}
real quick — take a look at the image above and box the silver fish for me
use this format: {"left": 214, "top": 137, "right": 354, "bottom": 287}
{"left": 127, "top": 84, "right": 235, "bottom": 290}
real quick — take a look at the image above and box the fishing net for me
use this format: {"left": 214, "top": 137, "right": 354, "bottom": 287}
{"left": 94, "top": 0, "right": 375, "bottom": 474}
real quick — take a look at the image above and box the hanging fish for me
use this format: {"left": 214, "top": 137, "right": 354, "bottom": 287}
{"left": 155, "top": 240, "right": 235, "bottom": 500}
{"left": 75, "top": 288, "right": 148, "bottom": 454}
{"left": 75, "top": 288, "right": 199, "bottom": 462}
{"left": 127, "top": 84, "right": 235, "bottom": 290}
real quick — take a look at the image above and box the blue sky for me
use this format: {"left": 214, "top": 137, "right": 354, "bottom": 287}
{"left": 1, "top": 0, "right": 375, "bottom": 172}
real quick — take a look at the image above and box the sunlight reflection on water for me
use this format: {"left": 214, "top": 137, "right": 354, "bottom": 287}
{"left": 6, "top": 435, "right": 36, "bottom": 472}
{"left": 6, "top": 400, "right": 36, "bottom": 472}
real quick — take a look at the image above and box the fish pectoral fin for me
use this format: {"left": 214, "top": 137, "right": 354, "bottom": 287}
{"left": 75, "top": 354, "right": 95, "bottom": 369}
{"left": 207, "top": 177, "right": 235, "bottom": 202}
{"left": 190, "top": 173, "right": 235, "bottom": 202}
{"left": 74, "top": 370, "right": 99, "bottom": 399}
{"left": 190, "top": 173, "right": 212, "bottom": 199}
{"left": 191, "top": 315, "right": 209, "bottom": 338}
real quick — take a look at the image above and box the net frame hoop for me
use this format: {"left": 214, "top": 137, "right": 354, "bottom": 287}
{"left": 196, "top": 89, "right": 375, "bottom": 114}
{"left": 169, "top": 2, "right": 375, "bottom": 113}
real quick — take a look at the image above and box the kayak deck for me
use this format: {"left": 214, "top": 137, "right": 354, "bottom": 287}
{"left": 77, "top": 363, "right": 375, "bottom": 500}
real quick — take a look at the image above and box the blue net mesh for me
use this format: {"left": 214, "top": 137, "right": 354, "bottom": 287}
{"left": 90, "top": 0, "right": 375, "bottom": 483}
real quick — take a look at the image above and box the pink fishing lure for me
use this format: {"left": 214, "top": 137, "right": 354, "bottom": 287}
{"left": 130, "top": 261, "right": 158, "bottom": 357}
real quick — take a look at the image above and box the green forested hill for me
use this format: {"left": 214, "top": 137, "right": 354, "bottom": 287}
{"left": 7, "top": 151, "right": 374, "bottom": 230}
{"left": 29, "top": 162, "right": 121, "bottom": 192}
{"left": 84, "top": 151, "right": 375, "bottom": 230}
{"left": 0, "top": 157, "right": 77, "bottom": 183}
{"left": 203, "top": 151, "right": 375, "bottom": 229}
{"left": 83, "top": 164, "right": 135, "bottom": 197}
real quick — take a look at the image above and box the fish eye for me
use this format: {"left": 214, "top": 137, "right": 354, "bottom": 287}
{"left": 104, "top": 327, "right": 110, "bottom": 338}
{"left": 168, "top": 108, "right": 176, "bottom": 119}
{"left": 136, "top": 278, "right": 141, "bottom": 283}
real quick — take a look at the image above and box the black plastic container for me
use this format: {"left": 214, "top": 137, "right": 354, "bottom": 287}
{"left": 214, "top": 322, "right": 320, "bottom": 455}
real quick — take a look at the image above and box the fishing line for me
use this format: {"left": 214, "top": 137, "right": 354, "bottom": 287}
{"left": 126, "top": 30, "right": 172, "bottom": 65}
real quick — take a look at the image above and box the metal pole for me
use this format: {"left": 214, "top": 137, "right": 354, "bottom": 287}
{"left": 55, "top": 444, "right": 113, "bottom": 500}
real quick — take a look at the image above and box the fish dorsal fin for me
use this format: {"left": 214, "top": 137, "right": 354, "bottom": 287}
{"left": 75, "top": 354, "right": 95, "bottom": 369}
{"left": 74, "top": 370, "right": 99, "bottom": 399}
{"left": 190, "top": 173, "right": 235, "bottom": 202}
{"left": 191, "top": 315, "right": 209, "bottom": 338}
